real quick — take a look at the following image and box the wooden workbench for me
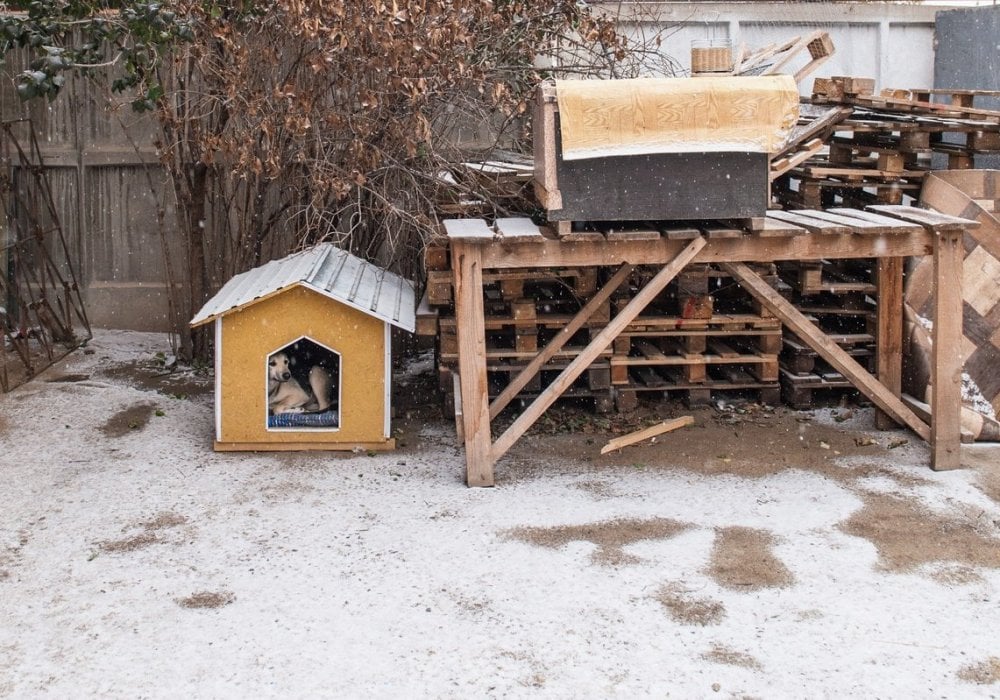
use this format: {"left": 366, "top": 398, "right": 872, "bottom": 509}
{"left": 446, "top": 206, "right": 978, "bottom": 486}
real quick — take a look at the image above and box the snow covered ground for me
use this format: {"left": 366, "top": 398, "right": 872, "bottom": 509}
{"left": 2, "top": 330, "right": 999, "bottom": 698}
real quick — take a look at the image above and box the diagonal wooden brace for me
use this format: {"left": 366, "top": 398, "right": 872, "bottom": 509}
{"left": 489, "top": 262, "right": 634, "bottom": 420}
{"left": 720, "top": 261, "right": 930, "bottom": 442}
{"left": 491, "top": 237, "right": 707, "bottom": 462}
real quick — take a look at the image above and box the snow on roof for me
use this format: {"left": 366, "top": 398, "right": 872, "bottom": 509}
{"left": 189, "top": 244, "right": 416, "bottom": 332}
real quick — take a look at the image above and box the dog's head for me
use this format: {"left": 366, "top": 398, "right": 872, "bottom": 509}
{"left": 268, "top": 351, "right": 293, "bottom": 382}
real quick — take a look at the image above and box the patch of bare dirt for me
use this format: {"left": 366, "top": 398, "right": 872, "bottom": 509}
{"left": 137, "top": 512, "right": 188, "bottom": 531}
{"left": 655, "top": 583, "right": 726, "bottom": 626}
{"left": 0, "top": 414, "right": 8, "bottom": 437}
{"left": 98, "top": 360, "right": 212, "bottom": 399}
{"left": 176, "top": 591, "right": 235, "bottom": 609}
{"left": 701, "top": 643, "right": 763, "bottom": 670}
{"left": 0, "top": 529, "right": 30, "bottom": 582}
{"left": 707, "top": 526, "right": 794, "bottom": 591}
{"left": 957, "top": 656, "right": 1000, "bottom": 685}
{"left": 572, "top": 480, "right": 618, "bottom": 500}
{"left": 0, "top": 340, "right": 79, "bottom": 393}
{"left": 839, "top": 493, "right": 1000, "bottom": 573}
{"left": 507, "top": 517, "right": 692, "bottom": 566}
{"left": 931, "top": 565, "right": 985, "bottom": 587}
{"left": 502, "top": 402, "right": 930, "bottom": 490}
{"left": 99, "top": 401, "right": 159, "bottom": 438}
{"left": 44, "top": 373, "right": 90, "bottom": 383}
{"left": 975, "top": 468, "right": 1000, "bottom": 507}
{"left": 99, "top": 532, "right": 160, "bottom": 553}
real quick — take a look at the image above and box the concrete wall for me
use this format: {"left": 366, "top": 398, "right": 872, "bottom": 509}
{"left": 601, "top": 2, "right": 947, "bottom": 92}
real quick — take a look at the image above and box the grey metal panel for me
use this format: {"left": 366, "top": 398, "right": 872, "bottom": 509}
{"left": 190, "top": 244, "right": 416, "bottom": 332}
{"left": 934, "top": 6, "right": 1000, "bottom": 170}
{"left": 935, "top": 6, "right": 1000, "bottom": 99}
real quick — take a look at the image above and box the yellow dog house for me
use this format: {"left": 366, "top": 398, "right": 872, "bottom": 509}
{"left": 190, "top": 244, "right": 415, "bottom": 451}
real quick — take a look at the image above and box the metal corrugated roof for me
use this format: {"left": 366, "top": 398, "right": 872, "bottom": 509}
{"left": 190, "top": 244, "right": 416, "bottom": 332}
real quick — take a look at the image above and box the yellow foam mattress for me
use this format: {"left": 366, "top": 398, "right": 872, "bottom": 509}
{"left": 554, "top": 76, "right": 799, "bottom": 160}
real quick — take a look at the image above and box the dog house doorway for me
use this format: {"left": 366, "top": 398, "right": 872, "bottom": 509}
{"left": 266, "top": 337, "right": 341, "bottom": 430}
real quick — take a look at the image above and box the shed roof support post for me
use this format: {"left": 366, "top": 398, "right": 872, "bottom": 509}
{"left": 931, "top": 230, "right": 964, "bottom": 469}
{"left": 875, "top": 256, "right": 904, "bottom": 430}
{"left": 452, "top": 240, "right": 494, "bottom": 486}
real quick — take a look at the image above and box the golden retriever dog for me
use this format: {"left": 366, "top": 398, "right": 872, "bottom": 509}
{"left": 267, "top": 351, "right": 333, "bottom": 415}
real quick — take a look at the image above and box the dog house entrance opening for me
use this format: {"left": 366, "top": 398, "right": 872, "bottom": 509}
{"left": 267, "top": 338, "right": 341, "bottom": 429}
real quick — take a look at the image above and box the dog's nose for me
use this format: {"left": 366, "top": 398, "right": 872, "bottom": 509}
{"left": 281, "top": 372, "right": 291, "bottom": 380}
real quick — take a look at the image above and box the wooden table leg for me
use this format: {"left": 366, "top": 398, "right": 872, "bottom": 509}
{"left": 931, "top": 231, "right": 964, "bottom": 470}
{"left": 875, "top": 256, "right": 904, "bottom": 430}
{"left": 452, "top": 241, "right": 494, "bottom": 486}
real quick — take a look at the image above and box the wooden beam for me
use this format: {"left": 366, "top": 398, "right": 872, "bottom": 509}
{"left": 452, "top": 241, "right": 494, "bottom": 486}
{"left": 475, "top": 228, "right": 931, "bottom": 269}
{"left": 491, "top": 237, "right": 707, "bottom": 462}
{"left": 720, "top": 262, "right": 931, "bottom": 442}
{"left": 600, "top": 416, "right": 694, "bottom": 454}
{"left": 489, "top": 262, "right": 634, "bottom": 419}
{"left": 931, "top": 230, "right": 964, "bottom": 469}
{"left": 875, "top": 256, "right": 904, "bottom": 430}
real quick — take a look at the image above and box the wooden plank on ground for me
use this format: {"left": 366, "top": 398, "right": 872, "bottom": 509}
{"left": 600, "top": 416, "right": 695, "bottom": 454}
{"left": 720, "top": 261, "right": 931, "bottom": 441}
{"left": 491, "top": 237, "right": 707, "bottom": 462}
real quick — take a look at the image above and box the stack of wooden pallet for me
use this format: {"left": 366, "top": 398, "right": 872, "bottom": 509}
{"left": 774, "top": 77, "right": 1000, "bottom": 209}
{"left": 423, "top": 77, "right": 996, "bottom": 415}
{"left": 768, "top": 78, "right": 1000, "bottom": 406}
{"left": 420, "top": 220, "right": 615, "bottom": 413}
{"left": 607, "top": 261, "right": 783, "bottom": 409}
{"left": 416, "top": 214, "right": 817, "bottom": 413}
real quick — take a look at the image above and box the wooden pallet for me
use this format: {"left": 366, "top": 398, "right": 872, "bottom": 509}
{"left": 778, "top": 259, "right": 875, "bottom": 296}
{"left": 780, "top": 367, "right": 856, "bottom": 409}
{"left": 616, "top": 369, "right": 782, "bottom": 408}
{"left": 782, "top": 333, "right": 874, "bottom": 375}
